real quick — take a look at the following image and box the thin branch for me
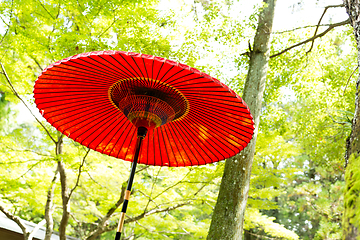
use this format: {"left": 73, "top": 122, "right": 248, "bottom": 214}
{"left": 69, "top": 149, "right": 90, "bottom": 198}
{"left": 86, "top": 171, "right": 108, "bottom": 189}
{"left": 30, "top": 55, "right": 44, "bottom": 71}
{"left": 0, "top": 62, "right": 57, "bottom": 143}
{"left": 270, "top": 18, "right": 350, "bottom": 59}
{"left": 3, "top": 144, "right": 51, "bottom": 157}
{"left": 17, "top": 159, "right": 45, "bottom": 179}
{"left": 307, "top": 4, "right": 344, "bottom": 53}
{"left": 0, "top": 205, "right": 29, "bottom": 237}
{"left": 135, "top": 220, "right": 190, "bottom": 236}
{"left": 125, "top": 201, "right": 191, "bottom": 224}
{"left": 135, "top": 165, "right": 150, "bottom": 173}
{"left": 85, "top": 184, "right": 127, "bottom": 240}
{"left": 244, "top": 229, "right": 277, "bottom": 240}
{"left": 153, "top": 170, "right": 192, "bottom": 200}
{"left": 144, "top": 167, "right": 161, "bottom": 212}
{"left": 0, "top": 0, "right": 14, "bottom": 45}
{"left": 97, "top": 16, "right": 121, "bottom": 38}
{"left": 137, "top": 189, "right": 160, "bottom": 209}
{"left": 328, "top": 113, "right": 350, "bottom": 125}
{"left": 343, "top": 66, "right": 359, "bottom": 96}
{"left": 273, "top": 23, "right": 332, "bottom": 34}
{"left": 104, "top": 201, "right": 192, "bottom": 233}
{"left": 34, "top": 0, "right": 55, "bottom": 20}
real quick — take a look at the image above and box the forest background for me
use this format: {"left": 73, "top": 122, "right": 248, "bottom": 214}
{"left": 0, "top": 0, "right": 357, "bottom": 239}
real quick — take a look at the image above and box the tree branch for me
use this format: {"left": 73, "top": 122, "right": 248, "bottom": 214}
{"left": 35, "top": 0, "right": 55, "bottom": 20}
{"left": 270, "top": 18, "right": 350, "bottom": 58}
{"left": 85, "top": 184, "right": 127, "bottom": 240}
{"left": 0, "top": 205, "right": 29, "bottom": 238}
{"left": 0, "top": 0, "right": 14, "bottom": 46}
{"left": 307, "top": 4, "right": 345, "bottom": 53}
{"left": 152, "top": 169, "right": 192, "bottom": 200}
{"left": 3, "top": 144, "right": 51, "bottom": 157}
{"left": 106, "top": 201, "right": 192, "bottom": 233}
{"left": 126, "top": 201, "right": 191, "bottom": 223}
{"left": 69, "top": 149, "right": 90, "bottom": 198}
{"left": 273, "top": 23, "right": 332, "bottom": 34}
{"left": 97, "top": 16, "right": 121, "bottom": 38}
{"left": 86, "top": 171, "right": 108, "bottom": 189}
{"left": 343, "top": 65, "right": 359, "bottom": 96}
{"left": 0, "top": 62, "right": 57, "bottom": 143}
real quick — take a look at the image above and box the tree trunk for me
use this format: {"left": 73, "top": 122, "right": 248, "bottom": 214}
{"left": 207, "top": 1, "right": 276, "bottom": 239}
{"left": 343, "top": 1, "right": 360, "bottom": 239}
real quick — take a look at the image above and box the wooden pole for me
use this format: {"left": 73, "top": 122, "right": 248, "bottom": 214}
{"left": 115, "top": 127, "right": 147, "bottom": 240}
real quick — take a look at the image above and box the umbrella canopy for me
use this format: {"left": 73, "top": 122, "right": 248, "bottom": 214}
{"left": 34, "top": 51, "right": 254, "bottom": 166}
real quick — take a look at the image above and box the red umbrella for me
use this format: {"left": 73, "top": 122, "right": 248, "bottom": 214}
{"left": 34, "top": 50, "right": 254, "bottom": 239}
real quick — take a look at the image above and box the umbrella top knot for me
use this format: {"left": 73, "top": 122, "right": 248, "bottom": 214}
{"left": 109, "top": 77, "right": 189, "bottom": 130}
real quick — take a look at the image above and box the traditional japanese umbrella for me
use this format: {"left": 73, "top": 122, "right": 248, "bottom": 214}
{"left": 33, "top": 51, "right": 254, "bottom": 240}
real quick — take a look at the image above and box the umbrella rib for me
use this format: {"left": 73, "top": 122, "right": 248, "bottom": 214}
{"left": 68, "top": 59, "right": 129, "bottom": 80}
{"left": 102, "top": 120, "right": 130, "bottom": 156}
{"left": 91, "top": 118, "right": 123, "bottom": 153}
{"left": 156, "top": 128, "right": 166, "bottom": 166}
{"left": 159, "top": 126, "right": 179, "bottom": 167}
{"left": 188, "top": 101, "right": 254, "bottom": 131}
{"left": 118, "top": 54, "right": 142, "bottom": 78}
{"left": 169, "top": 122, "right": 194, "bottom": 166}
{"left": 87, "top": 56, "right": 132, "bottom": 79}
{"left": 109, "top": 122, "right": 133, "bottom": 159}
{"left": 35, "top": 92, "right": 105, "bottom": 102}
{"left": 171, "top": 122, "right": 199, "bottom": 166}
{"left": 161, "top": 68, "right": 186, "bottom": 84}
{"left": 158, "top": 69, "right": 193, "bottom": 85}
{"left": 55, "top": 108, "right": 123, "bottom": 140}
{"left": 161, "top": 126, "right": 178, "bottom": 167}
{"left": 158, "top": 64, "right": 175, "bottom": 82}
{"left": 123, "top": 127, "right": 137, "bottom": 160}
{"left": 189, "top": 110, "right": 251, "bottom": 144}
{"left": 155, "top": 60, "right": 165, "bottom": 80}
{"left": 78, "top": 112, "right": 124, "bottom": 147}
{"left": 110, "top": 54, "right": 138, "bottom": 79}
{"left": 176, "top": 120, "right": 214, "bottom": 164}
{"left": 129, "top": 55, "right": 146, "bottom": 79}
{"left": 187, "top": 95, "right": 249, "bottom": 111}
{"left": 151, "top": 57, "right": 155, "bottom": 80}
{"left": 186, "top": 113, "right": 242, "bottom": 149}
{"left": 159, "top": 127, "right": 174, "bottom": 167}
{"left": 36, "top": 80, "right": 111, "bottom": 88}
{"left": 164, "top": 124, "right": 186, "bottom": 166}
{"left": 187, "top": 105, "right": 254, "bottom": 135}
{"left": 60, "top": 63, "right": 124, "bottom": 82}
{"left": 167, "top": 74, "right": 203, "bottom": 86}
{"left": 181, "top": 119, "right": 227, "bottom": 160}
{"left": 39, "top": 71, "right": 119, "bottom": 84}
{"left": 48, "top": 99, "right": 118, "bottom": 127}
{"left": 35, "top": 93, "right": 110, "bottom": 105}
{"left": 44, "top": 100, "right": 114, "bottom": 120}
{"left": 141, "top": 57, "right": 150, "bottom": 79}
{"left": 185, "top": 113, "right": 248, "bottom": 150}
{"left": 98, "top": 55, "right": 137, "bottom": 79}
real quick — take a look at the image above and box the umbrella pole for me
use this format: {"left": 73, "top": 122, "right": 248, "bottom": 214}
{"left": 115, "top": 127, "right": 147, "bottom": 240}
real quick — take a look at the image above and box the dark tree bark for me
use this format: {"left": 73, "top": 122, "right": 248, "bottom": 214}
{"left": 343, "top": 1, "right": 360, "bottom": 239}
{"left": 207, "top": 1, "right": 276, "bottom": 239}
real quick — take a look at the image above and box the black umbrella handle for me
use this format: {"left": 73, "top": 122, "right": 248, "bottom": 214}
{"left": 115, "top": 127, "right": 147, "bottom": 240}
